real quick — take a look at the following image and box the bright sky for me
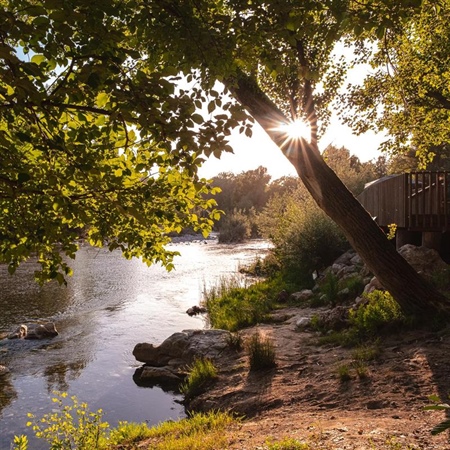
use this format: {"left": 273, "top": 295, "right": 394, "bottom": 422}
{"left": 199, "top": 115, "right": 385, "bottom": 180}
{"left": 199, "top": 43, "right": 385, "bottom": 181}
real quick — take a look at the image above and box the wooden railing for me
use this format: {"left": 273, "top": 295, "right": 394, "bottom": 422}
{"left": 406, "top": 171, "right": 450, "bottom": 230}
{"left": 357, "top": 171, "right": 450, "bottom": 231}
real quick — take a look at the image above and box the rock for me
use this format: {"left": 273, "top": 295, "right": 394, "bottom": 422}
{"left": 331, "top": 263, "right": 344, "bottom": 274}
{"left": 7, "top": 325, "right": 27, "bottom": 339}
{"left": 398, "top": 244, "right": 448, "bottom": 278}
{"left": 295, "top": 317, "right": 310, "bottom": 331}
{"left": 277, "top": 290, "right": 289, "bottom": 303}
{"left": 186, "top": 305, "right": 207, "bottom": 316}
{"left": 7, "top": 322, "right": 58, "bottom": 340}
{"left": 363, "top": 276, "right": 384, "bottom": 294}
{"left": 333, "top": 250, "right": 356, "bottom": 266}
{"left": 133, "top": 329, "right": 231, "bottom": 367}
{"left": 0, "top": 365, "right": 9, "bottom": 376}
{"left": 25, "top": 323, "right": 58, "bottom": 339}
{"left": 139, "top": 366, "right": 184, "bottom": 382}
{"left": 318, "top": 306, "right": 349, "bottom": 331}
{"left": 290, "top": 289, "right": 314, "bottom": 303}
{"left": 350, "top": 254, "right": 362, "bottom": 266}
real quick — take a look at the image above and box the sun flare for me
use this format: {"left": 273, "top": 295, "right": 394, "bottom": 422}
{"left": 280, "top": 119, "right": 311, "bottom": 140}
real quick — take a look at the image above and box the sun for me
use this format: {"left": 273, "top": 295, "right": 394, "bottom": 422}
{"left": 280, "top": 119, "right": 311, "bottom": 140}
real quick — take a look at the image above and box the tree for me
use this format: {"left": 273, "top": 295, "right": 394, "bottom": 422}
{"left": 0, "top": 0, "right": 227, "bottom": 282}
{"left": 342, "top": 0, "right": 450, "bottom": 169}
{"left": 2, "top": 0, "right": 449, "bottom": 317}
{"left": 137, "top": 0, "right": 450, "bottom": 318}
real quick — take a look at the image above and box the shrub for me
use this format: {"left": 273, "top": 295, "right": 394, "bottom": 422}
{"left": 247, "top": 332, "right": 276, "bottom": 371}
{"left": 180, "top": 358, "right": 218, "bottom": 398}
{"left": 23, "top": 392, "right": 109, "bottom": 450}
{"left": 349, "top": 290, "right": 405, "bottom": 336}
{"left": 258, "top": 190, "right": 349, "bottom": 283}
{"left": 318, "top": 271, "right": 340, "bottom": 305}
{"left": 226, "top": 332, "right": 243, "bottom": 351}
{"left": 218, "top": 210, "right": 251, "bottom": 243}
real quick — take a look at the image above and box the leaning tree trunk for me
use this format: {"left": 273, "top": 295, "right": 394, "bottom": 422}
{"left": 229, "top": 76, "right": 450, "bottom": 320}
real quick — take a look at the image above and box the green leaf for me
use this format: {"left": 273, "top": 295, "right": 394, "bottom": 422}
{"left": 31, "top": 54, "right": 46, "bottom": 66}
{"left": 96, "top": 93, "right": 109, "bottom": 108}
{"left": 431, "top": 419, "right": 450, "bottom": 435}
{"left": 191, "top": 113, "right": 203, "bottom": 124}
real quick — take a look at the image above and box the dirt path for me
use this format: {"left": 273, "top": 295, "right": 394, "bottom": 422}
{"left": 188, "top": 307, "right": 450, "bottom": 449}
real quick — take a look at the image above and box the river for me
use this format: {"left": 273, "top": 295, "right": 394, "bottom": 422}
{"left": 0, "top": 238, "right": 270, "bottom": 449}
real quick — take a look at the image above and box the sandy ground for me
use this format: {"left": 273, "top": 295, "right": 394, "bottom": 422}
{"left": 187, "top": 306, "right": 450, "bottom": 449}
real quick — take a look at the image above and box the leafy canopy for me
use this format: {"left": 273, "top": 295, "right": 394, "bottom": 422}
{"left": 0, "top": 0, "right": 245, "bottom": 282}
{"left": 0, "top": 0, "right": 427, "bottom": 282}
{"left": 341, "top": 0, "right": 450, "bottom": 167}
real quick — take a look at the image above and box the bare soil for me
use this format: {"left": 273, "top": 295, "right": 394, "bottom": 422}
{"left": 187, "top": 306, "right": 450, "bottom": 449}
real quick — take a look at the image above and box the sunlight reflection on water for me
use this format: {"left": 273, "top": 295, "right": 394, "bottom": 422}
{"left": 0, "top": 239, "right": 271, "bottom": 449}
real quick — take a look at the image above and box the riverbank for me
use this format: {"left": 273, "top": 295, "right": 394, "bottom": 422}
{"left": 177, "top": 306, "right": 450, "bottom": 449}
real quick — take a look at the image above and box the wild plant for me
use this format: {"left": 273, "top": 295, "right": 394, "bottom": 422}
{"left": 247, "top": 332, "right": 276, "bottom": 371}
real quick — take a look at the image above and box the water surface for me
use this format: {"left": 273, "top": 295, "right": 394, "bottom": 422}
{"left": 0, "top": 239, "right": 270, "bottom": 449}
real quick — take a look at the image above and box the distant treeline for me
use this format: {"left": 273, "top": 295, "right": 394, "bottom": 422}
{"left": 209, "top": 145, "right": 387, "bottom": 244}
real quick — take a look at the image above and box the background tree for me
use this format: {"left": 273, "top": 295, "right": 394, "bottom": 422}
{"left": 342, "top": 0, "right": 450, "bottom": 169}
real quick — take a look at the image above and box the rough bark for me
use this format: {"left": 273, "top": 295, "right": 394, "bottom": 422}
{"left": 229, "top": 76, "right": 450, "bottom": 320}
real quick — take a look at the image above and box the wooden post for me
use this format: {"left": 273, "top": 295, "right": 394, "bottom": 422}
{"left": 422, "top": 231, "right": 442, "bottom": 251}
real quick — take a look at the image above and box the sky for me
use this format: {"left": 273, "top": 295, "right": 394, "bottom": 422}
{"left": 198, "top": 113, "right": 385, "bottom": 180}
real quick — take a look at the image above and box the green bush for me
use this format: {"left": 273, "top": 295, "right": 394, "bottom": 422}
{"left": 218, "top": 210, "right": 250, "bottom": 243}
{"left": 258, "top": 190, "right": 349, "bottom": 283}
{"left": 318, "top": 271, "right": 340, "bottom": 305}
{"left": 247, "top": 332, "right": 276, "bottom": 371}
{"left": 349, "top": 290, "right": 405, "bottom": 336}
{"left": 180, "top": 358, "right": 218, "bottom": 398}
{"left": 15, "top": 405, "right": 239, "bottom": 450}
{"left": 203, "top": 275, "right": 283, "bottom": 331}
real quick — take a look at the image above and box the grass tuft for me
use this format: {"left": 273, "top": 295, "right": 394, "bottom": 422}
{"left": 180, "top": 358, "right": 218, "bottom": 398}
{"left": 247, "top": 332, "right": 277, "bottom": 371}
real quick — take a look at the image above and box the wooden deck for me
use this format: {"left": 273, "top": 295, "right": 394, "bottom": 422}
{"left": 357, "top": 171, "right": 450, "bottom": 231}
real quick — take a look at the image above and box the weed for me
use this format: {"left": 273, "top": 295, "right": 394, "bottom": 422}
{"left": 337, "top": 364, "right": 351, "bottom": 382}
{"left": 23, "top": 392, "right": 109, "bottom": 450}
{"left": 266, "top": 437, "right": 310, "bottom": 449}
{"left": 341, "top": 275, "right": 365, "bottom": 298}
{"left": 180, "top": 358, "right": 218, "bottom": 398}
{"left": 226, "top": 332, "right": 243, "bottom": 351}
{"left": 352, "top": 341, "right": 381, "bottom": 362}
{"left": 353, "top": 360, "right": 369, "bottom": 379}
{"left": 247, "top": 332, "right": 277, "bottom": 370}
{"left": 318, "top": 271, "right": 339, "bottom": 305}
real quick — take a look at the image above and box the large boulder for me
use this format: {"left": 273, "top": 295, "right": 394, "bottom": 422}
{"left": 133, "top": 329, "right": 231, "bottom": 367}
{"left": 398, "top": 244, "right": 448, "bottom": 279}
{"left": 7, "top": 322, "right": 58, "bottom": 340}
